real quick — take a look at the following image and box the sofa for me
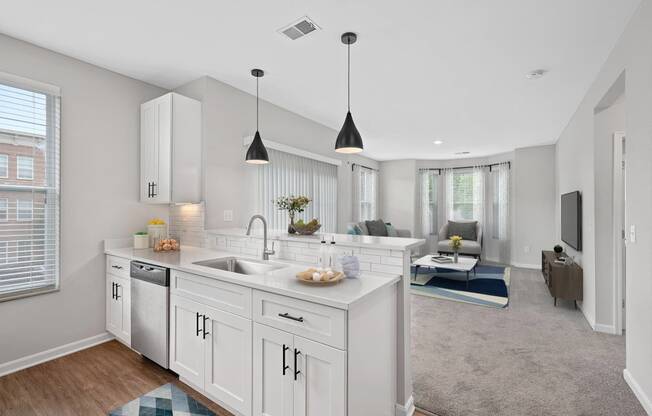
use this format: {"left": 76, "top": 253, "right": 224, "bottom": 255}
{"left": 437, "top": 220, "right": 483, "bottom": 258}
{"left": 347, "top": 219, "right": 412, "bottom": 238}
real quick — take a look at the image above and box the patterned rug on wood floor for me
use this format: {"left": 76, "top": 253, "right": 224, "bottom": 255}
{"left": 411, "top": 264, "right": 511, "bottom": 308}
{"left": 109, "top": 383, "right": 214, "bottom": 416}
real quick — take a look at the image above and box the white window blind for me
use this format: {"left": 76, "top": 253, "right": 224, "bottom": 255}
{"left": 257, "top": 148, "right": 338, "bottom": 233}
{"left": 0, "top": 79, "right": 60, "bottom": 301}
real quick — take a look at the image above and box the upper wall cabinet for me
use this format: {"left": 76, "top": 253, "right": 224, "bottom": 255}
{"left": 140, "top": 92, "right": 202, "bottom": 204}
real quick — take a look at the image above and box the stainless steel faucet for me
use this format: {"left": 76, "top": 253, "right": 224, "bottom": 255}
{"left": 246, "top": 215, "right": 275, "bottom": 260}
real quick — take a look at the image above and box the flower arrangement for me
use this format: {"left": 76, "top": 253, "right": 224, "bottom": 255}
{"left": 273, "top": 195, "right": 312, "bottom": 233}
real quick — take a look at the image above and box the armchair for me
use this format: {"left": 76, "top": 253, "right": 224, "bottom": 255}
{"left": 437, "top": 220, "right": 483, "bottom": 259}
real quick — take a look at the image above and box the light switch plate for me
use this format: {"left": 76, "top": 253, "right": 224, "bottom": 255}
{"left": 224, "top": 210, "right": 233, "bottom": 222}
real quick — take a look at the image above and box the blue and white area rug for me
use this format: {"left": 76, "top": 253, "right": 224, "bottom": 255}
{"left": 109, "top": 383, "right": 215, "bottom": 416}
{"left": 411, "top": 264, "right": 510, "bottom": 308}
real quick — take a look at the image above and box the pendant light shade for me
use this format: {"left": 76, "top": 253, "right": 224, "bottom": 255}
{"left": 246, "top": 68, "right": 269, "bottom": 164}
{"left": 335, "top": 32, "right": 363, "bottom": 154}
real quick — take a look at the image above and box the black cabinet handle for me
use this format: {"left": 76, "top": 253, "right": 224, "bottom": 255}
{"left": 294, "top": 349, "right": 301, "bottom": 380}
{"left": 114, "top": 283, "right": 121, "bottom": 300}
{"left": 282, "top": 344, "right": 290, "bottom": 375}
{"left": 202, "top": 315, "right": 210, "bottom": 339}
{"left": 278, "top": 312, "right": 304, "bottom": 323}
{"left": 196, "top": 312, "right": 202, "bottom": 337}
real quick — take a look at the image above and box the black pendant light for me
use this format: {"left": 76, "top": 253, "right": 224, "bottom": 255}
{"left": 335, "top": 32, "right": 364, "bottom": 154}
{"left": 246, "top": 68, "right": 270, "bottom": 164}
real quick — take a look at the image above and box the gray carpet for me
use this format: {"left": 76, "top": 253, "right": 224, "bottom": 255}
{"left": 411, "top": 266, "right": 646, "bottom": 416}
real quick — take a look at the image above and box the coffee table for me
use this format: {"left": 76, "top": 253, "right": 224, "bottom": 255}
{"left": 412, "top": 254, "right": 478, "bottom": 289}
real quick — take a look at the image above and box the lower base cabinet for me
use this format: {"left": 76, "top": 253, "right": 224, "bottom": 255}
{"left": 253, "top": 323, "right": 346, "bottom": 416}
{"left": 170, "top": 294, "right": 252, "bottom": 416}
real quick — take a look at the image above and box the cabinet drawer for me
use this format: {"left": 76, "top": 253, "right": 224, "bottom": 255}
{"left": 253, "top": 290, "right": 346, "bottom": 350}
{"left": 171, "top": 269, "right": 252, "bottom": 319}
{"left": 106, "top": 255, "right": 130, "bottom": 279}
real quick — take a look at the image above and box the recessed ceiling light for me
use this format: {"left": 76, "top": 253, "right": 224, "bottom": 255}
{"left": 433, "top": 140, "right": 444, "bottom": 145}
{"left": 526, "top": 69, "right": 547, "bottom": 80}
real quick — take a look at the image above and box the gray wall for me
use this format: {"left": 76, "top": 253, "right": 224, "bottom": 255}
{"left": 555, "top": 0, "right": 652, "bottom": 406}
{"left": 174, "top": 76, "right": 378, "bottom": 234}
{"left": 0, "top": 34, "right": 168, "bottom": 364}
{"left": 512, "top": 145, "right": 556, "bottom": 266}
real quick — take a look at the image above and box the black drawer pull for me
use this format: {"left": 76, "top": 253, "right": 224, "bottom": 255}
{"left": 282, "top": 344, "right": 290, "bottom": 375}
{"left": 278, "top": 312, "right": 304, "bottom": 322}
{"left": 294, "top": 348, "right": 301, "bottom": 380}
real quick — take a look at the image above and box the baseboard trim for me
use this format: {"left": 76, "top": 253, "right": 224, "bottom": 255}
{"left": 624, "top": 369, "right": 652, "bottom": 415}
{"left": 510, "top": 262, "right": 540, "bottom": 269}
{"left": 594, "top": 323, "right": 616, "bottom": 334}
{"left": 0, "top": 332, "right": 114, "bottom": 377}
{"left": 396, "top": 395, "right": 415, "bottom": 416}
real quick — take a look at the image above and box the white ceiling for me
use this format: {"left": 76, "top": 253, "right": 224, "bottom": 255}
{"left": 0, "top": 0, "right": 641, "bottom": 160}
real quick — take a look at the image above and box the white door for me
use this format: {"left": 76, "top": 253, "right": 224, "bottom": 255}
{"left": 293, "top": 335, "right": 346, "bottom": 416}
{"left": 116, "top": 277, "right": 131, "bottom": 344}
{"left": 253, "top": 323, "right": 294, "bottom": 416}
{"left": 106, "top": 275, "right": 122, "bottom": 336}
{"left": 204, "top": 305, "right": 252, "bottom": 416}
{"left": 170, "top": 295, "right": 205, "bottom": 388}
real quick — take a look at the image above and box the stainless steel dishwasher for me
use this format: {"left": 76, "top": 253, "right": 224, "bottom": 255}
{"left": 130, "top": 261, "right": 170, "bottom": 368}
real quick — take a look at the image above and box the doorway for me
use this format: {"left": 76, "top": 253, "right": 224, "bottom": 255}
{"left": 613, "top": 131, "right": 626, "bottom": 334}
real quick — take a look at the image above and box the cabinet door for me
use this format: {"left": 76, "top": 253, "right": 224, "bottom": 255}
{"left": 140, "top": 94, "right": 171, "bottom": 203}
{"left": 293, "top": 336, "right": 346, "bottom": 416}
{"left": 170, "top": 295, "right": 205, "bottom": 388}
{"left": 253, "top": 323, "right": 294, "bottom": 416}
{"left": 204, "top": 305, "right": 252, "bottom": 416}
{"left": 116, "top": 277, "right": 131, "bottom": 345}
{"left": 106, "top": 275, "right": 122, "bottom": 336}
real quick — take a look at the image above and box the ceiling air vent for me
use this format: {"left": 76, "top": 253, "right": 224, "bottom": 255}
{"left": 279, "top": 16, "right": 320, "bottom": 40}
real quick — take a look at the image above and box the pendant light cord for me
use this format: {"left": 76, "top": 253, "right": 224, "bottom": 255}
{"left": 347, "top": 41, "right": 351, "bottom": 112}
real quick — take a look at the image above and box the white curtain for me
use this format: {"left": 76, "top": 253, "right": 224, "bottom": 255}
{"left": 418, "top": 169, "right": 438, "bottom": 253}
{"left": 352, "top": 165, "right": 378, "bottom": 222}
{"left": 256, "top": 148, "right": 338, "bottom": 233}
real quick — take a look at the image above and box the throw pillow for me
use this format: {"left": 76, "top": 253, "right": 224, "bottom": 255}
{"left": 386, "top": 223, "right": 399, "bottom": 237}
{"left": 357, "top": 221, "right": 370, "bottom": 235}
{"left": 366, "top": 219, "right": 389, "bottom": 237}
{"left": 447, "top": 221, "right": 477, "bottom": 241}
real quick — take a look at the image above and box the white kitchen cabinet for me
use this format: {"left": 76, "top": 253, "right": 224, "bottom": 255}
{"left": 170, "top": 294, "right": 253, "bottom": 416}
{"left": 105, "top": 273, "right": 131, "bottom": 346}
{"left": 140, "top": 92, "right": 201, "bottom": 204}
{"left": 253, "top": 323, "right": 345, "bottom": 416}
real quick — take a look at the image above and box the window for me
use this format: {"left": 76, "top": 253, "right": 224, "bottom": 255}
{"left": 17, "top": 199, "right": 33, "bottom": 221}
{"left": 0, "top": 154, "right": 7, "bottom": 178}
{"left": 356, "top": 166, "right": 378, "bottom": 222}
{"left": 17, "top": 155, "right": 34, "bottom": 180}
{"left": 0, "top": 77, "right": 60, "bottom": 301}
{"left": 0, "top": 198, "right": 7, "bottom": 221}
{"left": 256, "top": 148, "right": 338, "bottom": 233}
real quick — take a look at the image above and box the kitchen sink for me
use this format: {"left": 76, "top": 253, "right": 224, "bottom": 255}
{"left": 192, "top": 257, "right": 287, "bottom": 275}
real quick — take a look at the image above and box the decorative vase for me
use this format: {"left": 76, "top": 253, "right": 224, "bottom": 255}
{"left": 288, "top": 212, "right": 296, "bottom": 234}
{"left": 453, "top": 251, "right": 459, "bottom": 263}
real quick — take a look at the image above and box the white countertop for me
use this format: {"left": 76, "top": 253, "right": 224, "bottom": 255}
{"left": 206, "top": 228, "right": 425, "bottom": 251}
{"left": 105, "top": 245, "right": 400, "bottom": 310}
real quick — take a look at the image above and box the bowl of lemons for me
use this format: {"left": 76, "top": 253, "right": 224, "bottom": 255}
{"left": 292, "top": 219, "right": 322, "bottom": 235}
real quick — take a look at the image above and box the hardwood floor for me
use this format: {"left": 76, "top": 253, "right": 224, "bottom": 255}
{"left": 0, "top": 340, "right": 428, "bottom": 416}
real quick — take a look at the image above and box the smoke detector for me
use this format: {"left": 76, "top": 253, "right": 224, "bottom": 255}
{"left": 278, "top": 16, "right": 320, "bottom": 40}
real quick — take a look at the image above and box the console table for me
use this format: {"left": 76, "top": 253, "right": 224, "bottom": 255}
{"left": 541, "top": 251, "right": 583, "bottom": 308}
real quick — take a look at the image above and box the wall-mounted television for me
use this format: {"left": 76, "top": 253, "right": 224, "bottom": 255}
{"left": 561, "top": 191, "right": 582, "bottom": 251}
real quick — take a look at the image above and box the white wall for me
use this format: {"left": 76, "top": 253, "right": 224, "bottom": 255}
{"left": 512, "top": 145, "right": 556, "bottom": 267}
{"left": 554, "top": 0, "right": 652, "bottom": 410}
{"left": 593, "top": 95, "right": 626, "bottom": 330}
{"left": 0, "top": 34, "right": 168, "bottom": 364}
{"left": 379, "top": 160, "right": 418, "bottom": 235}
{"left": 174, "top": 76, "right": 378, "bottom": 234}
